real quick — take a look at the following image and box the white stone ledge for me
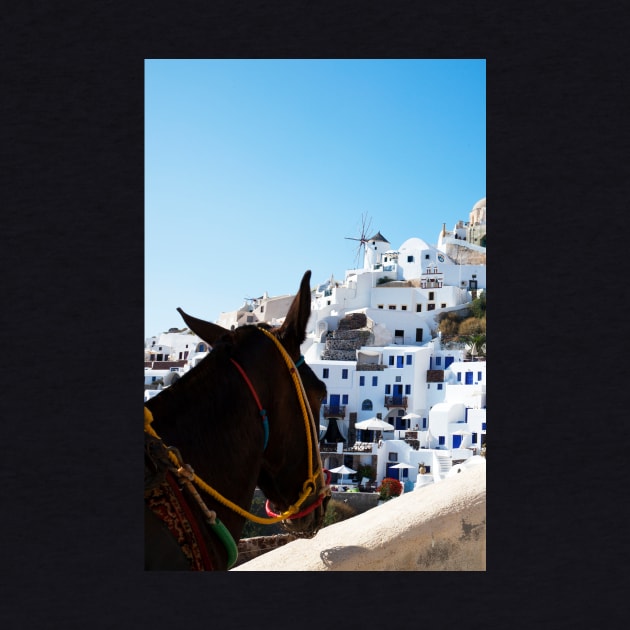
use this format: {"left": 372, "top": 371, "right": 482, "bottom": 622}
{"left": 231, "top": 460, "right": 486, "bottom": 571}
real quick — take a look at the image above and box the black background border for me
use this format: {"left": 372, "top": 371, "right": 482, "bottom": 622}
{"left": 3, "top": 0, "right": 626, "bottom": 626}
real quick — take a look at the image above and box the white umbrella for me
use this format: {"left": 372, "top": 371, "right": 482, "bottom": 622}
{"left": 402, "top": 412, "right": 422, "bottom": 421}
{"left": 390, "top": 462, "right": 415, "bottom": 481}
{"left": 355, "top": 417, "right": 395, "bottom": 431}
{"left": 452, "top": 429, "right": 471, "bottom": 448}
{"left": 328, "top": 464, "right": 357, "bottom": 486}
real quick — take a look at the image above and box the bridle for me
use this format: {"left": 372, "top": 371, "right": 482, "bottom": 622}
{"left": 144, "top": 325, "right": 330, "bottom": 568}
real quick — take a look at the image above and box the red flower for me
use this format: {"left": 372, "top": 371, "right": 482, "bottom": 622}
{"left": 377, "top": 477, "right": 403, "bottom": 500}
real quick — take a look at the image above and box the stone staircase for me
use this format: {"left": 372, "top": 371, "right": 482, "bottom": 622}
{"left": 321, "top": 313, "right": 373, "bottom": 361}
{"left": 434, "top": 452, "right": 453, "bottom": 481}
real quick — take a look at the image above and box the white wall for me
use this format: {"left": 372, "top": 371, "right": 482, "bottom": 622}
{"left": 231, "top": 460, "right": 485, "bottom": 571}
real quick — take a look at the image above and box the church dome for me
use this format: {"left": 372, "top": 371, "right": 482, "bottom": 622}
{"left": 469, "top": 197, "right": 486, "bottom": 225}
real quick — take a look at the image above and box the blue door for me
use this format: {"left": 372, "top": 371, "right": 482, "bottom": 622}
{"left": 453, "top": 434, "right": 462, "bottom": 448}
{"left": 444, "top": 356, "right": 454, "bottom": 369}
{"left": 329, "top": 394, "right": 340, "bottom": 414}
{"left": 465, "top": 371, "right": 473, "bottom": 384}
{"left": 393, "top": 384, "right": 403, "bottom": 406}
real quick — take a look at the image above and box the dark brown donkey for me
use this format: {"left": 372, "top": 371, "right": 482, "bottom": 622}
{"left": 145, "top": 270, "right": 331, "bottom": 570}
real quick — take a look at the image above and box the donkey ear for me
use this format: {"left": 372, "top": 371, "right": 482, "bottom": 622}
{"left": 177, "top": 307, "right": 228, "bottom": 344}
{"left": 277, "top": 270, "right": 312, "bottom": 357}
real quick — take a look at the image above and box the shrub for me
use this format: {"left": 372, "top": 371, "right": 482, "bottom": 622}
{"left": 356, "top": 464, "right": 376, "bottom": 483}
{"left": 457, "top": 316, "right": 486, "bottom": 336}
{"left": 377, "top": 477, "right": 403, "bottom": 501}
{"left": 470, "top": 293, "right": 486, "bottom": 319}
{"left": 322, "top": 499, "right": 358, "bottom": 527}
{"left": 438, "top": 316, "right": 460, "bottom": 338}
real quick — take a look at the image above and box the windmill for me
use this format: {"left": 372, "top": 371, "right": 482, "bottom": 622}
{"left": 345, "top": 212, "right": 373, "bottom": 269}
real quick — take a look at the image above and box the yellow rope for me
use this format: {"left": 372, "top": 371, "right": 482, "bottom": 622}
{"left": 143, "top": 329, "right": 325, "bottom": 525}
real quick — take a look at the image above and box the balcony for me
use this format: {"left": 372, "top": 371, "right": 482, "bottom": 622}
{"left": 323, "top": 405, "right": 346, "bottom": 419}
{"left": 384, "top": 396, "right": 408, "bottom": 409}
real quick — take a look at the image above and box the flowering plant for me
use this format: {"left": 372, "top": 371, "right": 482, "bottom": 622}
{"left": 377, "top": 477, "right": 403, "bottom": 501}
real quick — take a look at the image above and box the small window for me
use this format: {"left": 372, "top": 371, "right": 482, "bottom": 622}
{"left": 372, "top": 376, "right": 378, "bottom": 386}
{"left": 441, "top": 303, "right": 446, "bottom": 308}
{"left": 478, "top": 371, "right": 482, "bottom": 380}
{"left": 323, "top": 368, "right": 329, "bottom": 379}
{"left": 435, "top": 356, "right": 442, "bottom": 366}
{"left": 396, "top": 356, "right": 404, "bottom": 368}
{"left": 362, "top": 399, "right": 373, "bottom": 410}
{"left": 388, "top": 356, "right": 394, "bottom": 366}
{"left": 359, "top": 375, "right": 365, "bottom": 386}
{"left": 439, "top": 436, "right": 445, "bottom": 445}
{"left": 437, "top": 383, "right": 443, "bottom": 390}
{"left": 389, "top": 305, "right": 396, "bottom": 310}
{"left": 395, "top": 376, "right": 401, "bottom": 383}
{"left": 389, "top": 452, "right": 398, "bottom": 462}
{"left": 342, "top": 394, "right": 348, "bottom": 404}
{"left": 385, "top": 384, "right": 391, "bottom": 394}
{"left": 406, "top": 355, "right": 412, "bottom": 365}
{"left": 416, "top": 328, "right": 423, "bottom": 342}
{"left": 342, "top": 369, "right": 348, "bottom": 379}
{"left": 457, "top": 372, "right": 462, "bottom": 382}
{"left": 405, "top": 384, "right": 411, "bottom": 395}
{"left": 422, "top": 418, "right": 427, "bottom": 428}
{"left": 401, "top": 305, "right": 407, "bottom": 311}
{"left": 472, "top": 432, "right": 478, "bottom": 444}
{"left": 378, "top": 304, "right": 384, "bottom": 309}
{"left": 482, "top": 422, "right": 486, "bottom": 430}
{"left": 427, "top": 383, "right": 430, "bottom": 389}
{"left": 260, "top": 305, "right": 264, "bottom": 313}
{"left": 428, "top": 304, "right": 435, "bottom": 311}
{"left": 407, "top": 255, "right": 414, "bottom": 262}
{"left": 416, "top": 304, "right": 422, "bottom": 312}
{"left": 428, "top": 292, "right": 435, "bottom": 300}
{"left": 425, "top": 254, "right": 430, "bottom": 259}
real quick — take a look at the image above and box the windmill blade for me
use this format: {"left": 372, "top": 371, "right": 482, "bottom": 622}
{"left": 344, "top": 212, "right": 374, "bottom": 268}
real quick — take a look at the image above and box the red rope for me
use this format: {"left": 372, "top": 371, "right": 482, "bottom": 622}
{"left": 230, "top": 358, "right": 263, "bottom": 411}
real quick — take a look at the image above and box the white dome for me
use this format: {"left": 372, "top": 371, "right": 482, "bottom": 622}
{"left": 469, "top": 197, "right": 486, "bottom": 225}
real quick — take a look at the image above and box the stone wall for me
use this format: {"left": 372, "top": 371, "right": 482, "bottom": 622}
{"left": 234, "top": 534, "right": 297, "bottom": 568}
{"left": 444, "top": 243, "right": 487, "bottom": 265}
{"left": 330, "top": 490, "right": 380, "bottom": 514}
{"left": 231, "top": 462, "right": 486, "bottom": 571}
{"left": 321, "top": 328, "right": 372, "bottom": 361}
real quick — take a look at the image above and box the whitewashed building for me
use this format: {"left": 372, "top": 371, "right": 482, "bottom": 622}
{"left": 144, "top": 197, "right": 487, "bottom": 489}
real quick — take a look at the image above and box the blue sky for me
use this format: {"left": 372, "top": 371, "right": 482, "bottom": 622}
{"left": 145, "top": 59, "right": 485, "bottom": 337}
